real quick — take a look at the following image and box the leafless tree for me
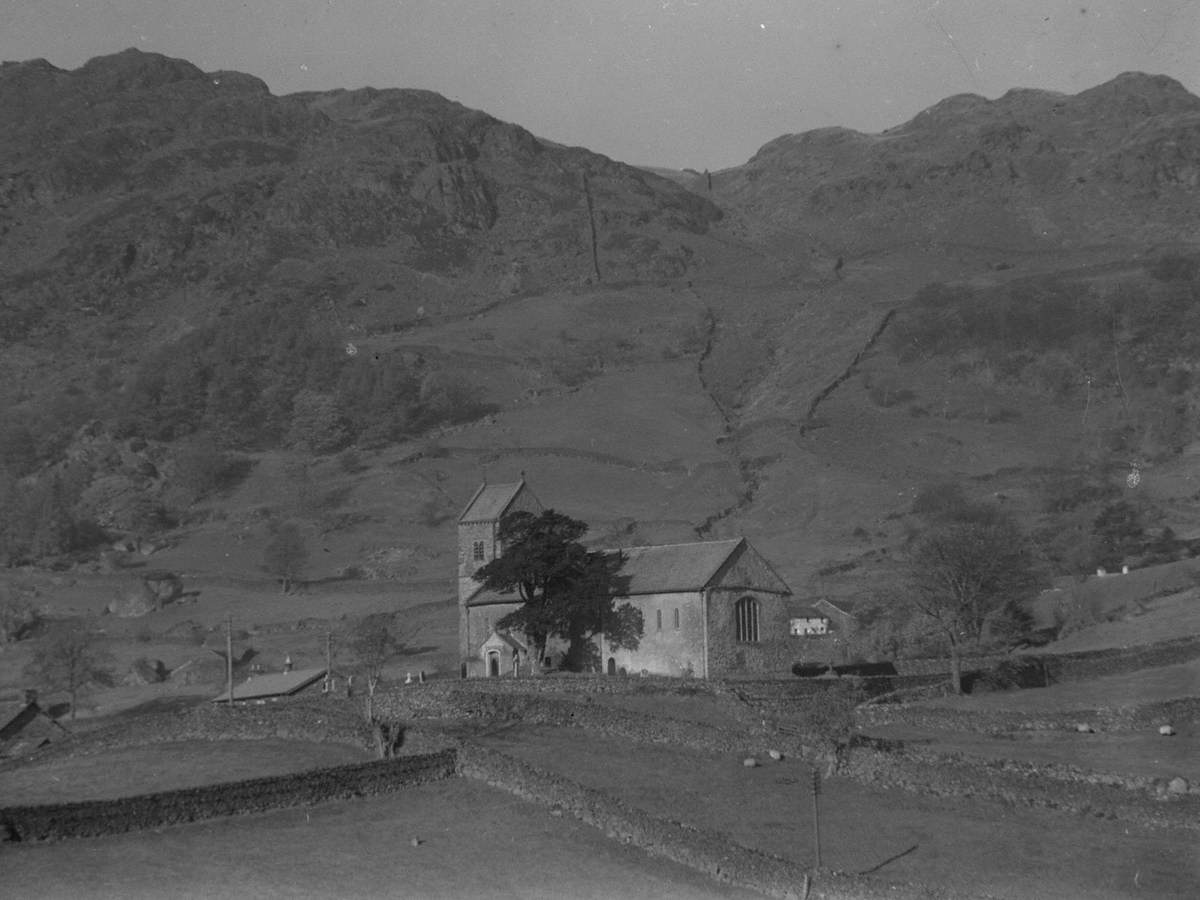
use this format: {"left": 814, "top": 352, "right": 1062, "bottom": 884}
{"left": 907, "top": 517, "right": 1042, "bottom": 693}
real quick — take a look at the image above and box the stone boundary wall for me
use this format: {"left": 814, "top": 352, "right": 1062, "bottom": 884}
{"left": 1034, "top": 636, "right": 1200, "bottom": 682}
{"left": 0, "top": 750, "right": 457, "bottom": 843}
{"left": 456, "top": 741, "right": 957, "bottom": 900}
{"left": 855, "top": 696, "right": 1200, "bottom": 734}
{"left": 377, "top": 686, "right": 809, "bottom": 756}
{"left": 841, "top": 744, "right": 1199, "bottom": 831}
{"left": 0, "top": 698, "right": 372, "bottom": 772}
{"left": 387, "top": 684, "right": 1198, "bottom": 830}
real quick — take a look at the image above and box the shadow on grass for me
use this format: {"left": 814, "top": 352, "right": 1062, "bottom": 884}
{"left": 857, "top": 842, "right": 919, "bottom": 875}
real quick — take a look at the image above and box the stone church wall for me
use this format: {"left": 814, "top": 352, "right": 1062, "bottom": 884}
{"left": 604, "top": 591, "right": 705, "bottom": 677}
{"left": 705, "top": 589, "right": 794, "bottom": 676}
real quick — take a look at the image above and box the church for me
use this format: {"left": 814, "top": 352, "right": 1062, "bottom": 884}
{"left": 457, "top": 478, "right": 796, "bottom": 679}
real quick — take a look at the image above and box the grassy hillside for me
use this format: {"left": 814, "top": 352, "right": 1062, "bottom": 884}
{"left": 3, "top": 54, "right": 1200, "bottom": 699}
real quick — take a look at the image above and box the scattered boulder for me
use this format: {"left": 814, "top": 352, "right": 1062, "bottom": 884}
{"left": 1168, "top": 777, "right": 1189, "bottom": 795}
{"left": 107, "top": 583, "right": 158, "bottom": 618}
{"left": 767, "top": 749, "right": 784, "bottom": 761}
{"left": 742, "top": 757, "right": 759, "bottom": 768}
{"left": 1075, "top": 723, "right": 1095, "bottom": 734}
{"left": 141, "top": 571, "right": 183, "bottom": 607}
{"left": 1159, "top": 725, "right": 1176, "bottom": 736}
{"left": 126, "top": 657, "right": 169, "bottom": 685}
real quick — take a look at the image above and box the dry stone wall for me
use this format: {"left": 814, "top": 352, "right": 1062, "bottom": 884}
{"left": 1, "top": 750, "right": 457, "bottom": 842}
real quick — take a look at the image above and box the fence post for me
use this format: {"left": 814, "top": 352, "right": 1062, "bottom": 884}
{"left": 811, "top": 766, "right": 822, "bottom": 869}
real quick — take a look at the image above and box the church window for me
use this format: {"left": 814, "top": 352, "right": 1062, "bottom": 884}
{"left": 656, "top": 609, "right": 662, "bottom": 631}
{"left": 673, "top": 608, "right": 680, "bottom": 629}
{"left": 472, "top": 540, "right": 486, "bottom": 561}
{"left": 735, "top": 596, "right": 759, "bottom": 643}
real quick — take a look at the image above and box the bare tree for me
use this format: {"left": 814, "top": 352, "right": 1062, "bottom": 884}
{"left": 347, "top": 612, "right": 418, "bottom": 756}
{"left": 907, "top": 516, "right": 1042, "bottom": 693}
{"left": 0, "top": 590, "right": 40, "bottom": 643}
{"left": 25, "top": 623, "right": 114, "bottom": 719}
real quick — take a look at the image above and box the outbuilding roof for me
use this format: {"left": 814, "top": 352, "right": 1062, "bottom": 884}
{"left": 789, "top": 606, "right": 828, "bottom": 619}
{"left": 210, "top": 667, "right": 326, "bottom": 703}
{"left": 458, "top": 481, "right": 530, "bottom": 524}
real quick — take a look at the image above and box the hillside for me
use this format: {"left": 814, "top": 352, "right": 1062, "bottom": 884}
{"left": 2, "top": 50, "right": 1200, "bottom": 635}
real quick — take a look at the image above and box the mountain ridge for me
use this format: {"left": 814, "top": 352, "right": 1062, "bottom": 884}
{"left": 2, "top": 50, "right": 1200, "bottom": 607}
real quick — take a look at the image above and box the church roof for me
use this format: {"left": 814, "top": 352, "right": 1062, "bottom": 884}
{"left": 466, "top": 536, "right": 791, "bottom": 605}
{"left": 458, "top": 481, "right": 530, "bottom": 524}
{"left": 611, "top": 538, "right": 747, "bottom": 595}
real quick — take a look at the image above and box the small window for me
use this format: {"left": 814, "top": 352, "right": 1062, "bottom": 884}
{"left": 673, "top": 608, "right": 680, "bottom": 629}
{"left": 656, "top": 609, "right": 662, "bottom": 631}
{"left": 735, "top": 596, "right": 759, "bottom": 643}
{"left": 472, "top": 540, "right": 486, "bottom": 561}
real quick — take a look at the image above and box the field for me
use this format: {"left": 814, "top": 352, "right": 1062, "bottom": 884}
{"left": 0, "top": 778, "right": 764, "bottom": 900}
{"left": 0, "top": 739, "right": 370, "bottom": 806}
{"left": 471, "top": 724, "right": 1197, "bottom": 900}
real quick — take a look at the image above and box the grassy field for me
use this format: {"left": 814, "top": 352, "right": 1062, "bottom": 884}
{"left": 929, "top": 659, "right": 1200, "bottom": 712}
{"left": 475, "top": 724, "right": 1198, "bottom": 900}
{"left": 0, "top": 740, "right": 371, "bottom": 806}
{"left": 0, "top": 778, "right": 764, "bottom": 900}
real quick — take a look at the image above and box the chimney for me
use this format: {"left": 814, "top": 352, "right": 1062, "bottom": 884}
{"left": 24, "top": 688, "right": 38, "bottom": 706}
{"left": 283, "top": 655, "right": 293, "bottom": 673}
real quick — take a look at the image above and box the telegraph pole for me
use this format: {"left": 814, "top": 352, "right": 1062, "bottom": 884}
{"left": 226, "top": 613, "right": 234, "bottom": 708}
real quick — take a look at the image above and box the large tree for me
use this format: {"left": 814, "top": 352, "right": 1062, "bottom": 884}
{"left": 476, "top": 509, "right": 642, "bottom": 671}
{"left": 907, "top": 514, "right": 1043, "bottom": 693}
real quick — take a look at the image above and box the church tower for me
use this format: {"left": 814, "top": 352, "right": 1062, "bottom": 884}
{"left": 456, "top": 477, "right": 542, "bottom": 662}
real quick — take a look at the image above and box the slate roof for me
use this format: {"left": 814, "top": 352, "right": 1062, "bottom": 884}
{"left": 210, "top": 667, "right": 326, "bottom": 703}
{"left": 466, "top": 536, "right": 790, "bottom": 604}
{"left": 611, "top": 539, "right": 746, "bottom": 595}
{"left": 484, "top": 631, "right": 528, "bottom": 653}
{"left": 0, "top": 701, "right": 67, "bottom": 757}
{"left": 459, "top": 481, "right": 528, "bottom": 523}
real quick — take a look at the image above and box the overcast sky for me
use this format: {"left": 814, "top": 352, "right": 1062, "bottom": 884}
{"left": 3, "top": 1, "right": 1197, "bottom": 169}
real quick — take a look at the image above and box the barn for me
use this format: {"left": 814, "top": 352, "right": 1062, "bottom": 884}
{"left": 457, "top": 479, "right": 795, "bottom": 678}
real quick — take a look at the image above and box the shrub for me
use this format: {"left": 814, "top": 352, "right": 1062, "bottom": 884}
{"left": 0, "top": 592, "right": 40, "bottom": 643}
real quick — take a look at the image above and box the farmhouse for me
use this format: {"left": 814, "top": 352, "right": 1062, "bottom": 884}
{"left": 457, "top": 479, "right": 795, "bottom": 678}
{"left": 0, "top": 691, "right": 67, "bottom": 757}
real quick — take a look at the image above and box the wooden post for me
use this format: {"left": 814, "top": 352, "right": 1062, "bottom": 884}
{"left": 226, "top": 613, "right": 234, "bottom": 708}
{"left": 324, "top": 631, "right": 333, "bottom": 693}
{"left": 811, "top": 766, "right": 822, "bottom": 869}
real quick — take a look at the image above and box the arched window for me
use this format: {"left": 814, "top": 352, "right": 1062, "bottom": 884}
{"left": 735, "top": 596, "right": 759, "bottom": 643}
{"left": 472, "top": 540, "right": 486, "bottom": 561}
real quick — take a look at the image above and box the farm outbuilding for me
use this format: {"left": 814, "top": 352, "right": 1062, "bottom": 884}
{"left": 210, "top": 667, "right": 327, "bottom": 704}
{"left": 0, "top": 692, "right": 68, "bottom": 757}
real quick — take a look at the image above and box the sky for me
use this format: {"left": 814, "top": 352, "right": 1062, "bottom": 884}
{"left": 2, "top": 1, "right": 1198, "bottom": 169}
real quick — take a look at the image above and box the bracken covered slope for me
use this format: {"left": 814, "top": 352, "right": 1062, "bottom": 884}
{"left": 2, "top": 51, "right": 1200, "bottom": 608}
